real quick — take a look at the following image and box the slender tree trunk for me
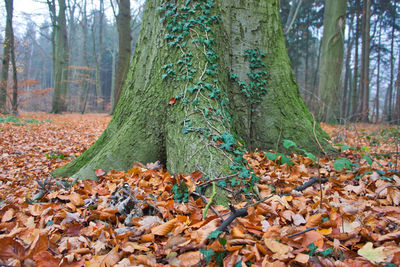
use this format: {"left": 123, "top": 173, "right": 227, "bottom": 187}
{"left": 343, "top": 14, "right": 354, "bottom": 119}
{"left": 359, "top": 0, "right": 371, "bottom": 122}
{"left": 110, "top": 26, "right": 118, "bottom": 112}
{"left": 351, "top": 1, "right": 361, "bottom": 120}
{"left": 53, "top": 0, "right": 332, "bottom": 190}
{"left": 394, "top": 43, "right": 400, "bottom": 124}
{"left": 375, "top": 22, "right": 381, "bottom": 123}
{"left": 384, "top": 19, "right": 396, "bottom": 122}
{"left": 94, "top": 0, "right": 104, "bottom": 113}
{"left": 111, "top": 0, "right": 132, "bottom": 114}
{"left": 80, "top": 0, "right": 90, "bottom": 114}
{"left": 317, "top": 0, "right": 347, "bottom": 123}
{"left": 10, "top": 19, "right": 17, "bottom": 115}
{"left": 0, "top": 0, "right": 13, "bottom": 113}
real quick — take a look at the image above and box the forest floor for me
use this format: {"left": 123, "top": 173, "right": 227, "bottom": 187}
{"left": 0, "top": 112, "right": 399, "bottom": 266}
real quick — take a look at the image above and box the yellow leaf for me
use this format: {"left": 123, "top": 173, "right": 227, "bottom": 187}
{"left": 231, "top": 226, "right": 245, "bottom": 239}
{"left": 317, "top": 227, "right": 332, "bottom": 235}
{"left": 358, "top": 242, "right": 387, "bottom": 263}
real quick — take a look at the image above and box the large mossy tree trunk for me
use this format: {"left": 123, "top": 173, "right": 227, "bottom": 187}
{"left": 317, "top": 0, "right": 347, "bottom": 124}
{"left": 53, "top": 0, "right": 331, "bottom": 182}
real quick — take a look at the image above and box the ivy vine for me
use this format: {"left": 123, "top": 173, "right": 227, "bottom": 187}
{"left": 158, "top": 0, "right": 268, "bottom": 196}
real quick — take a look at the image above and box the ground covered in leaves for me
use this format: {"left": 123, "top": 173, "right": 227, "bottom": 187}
{"left": 0, "top": 113, "right": 400, "bottom": 266}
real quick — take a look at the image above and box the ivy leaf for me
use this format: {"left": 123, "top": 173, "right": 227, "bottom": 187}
{"left": 283, "top": 139, "right": 297, "bottom": 149}
{"left": 280, "top": 154, "right": 293, "bottom": 165}
{"left": 333, "top": 158, "right": 353, "bottom": 171}
{"left": 208, "top": 230, "right": 223, "bottom": 239}
{"left": 363, "top": 155, "right": 373, "bottom": 166}
{"left": 200, "top": 249, "right": 214, "bottom": 264}
{"left": 266, "top": 152, "right": 277, "bottom": 161}
{"left": 318, "top": 247, "right": 334, "bottom": 257}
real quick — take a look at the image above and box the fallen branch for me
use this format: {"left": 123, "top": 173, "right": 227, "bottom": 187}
{"left": 215, "top": 204, "right": 248, "bottom": 232}
{"left": 281, "top": 176, "right": 335, "bottom": 196}
{"left": 286, "top": 227, "right": 317, "bottom": 238}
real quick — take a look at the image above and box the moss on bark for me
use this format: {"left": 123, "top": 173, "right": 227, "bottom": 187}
{"left": 53, "top": 0, "right": 332, "bottom": 185}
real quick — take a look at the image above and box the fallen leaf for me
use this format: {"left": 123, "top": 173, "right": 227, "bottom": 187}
{"left": 0, "top": 237, "right": 25, "bottom": 260}
{"left": 85, "top": 246, "right": 120, "bottom": 267}
{"left": 33, "top": 251, "right": 60, "bottom": 267}
{"left": 178, "top": 251, "right": 202, "bottom": 267}
{"left": 357, "top": 242, "right": 387, "bottom": 263}
{"left": 151, "top": 218, "right": 177, "bottom": 236}
{"left": 264, "top": 238, "right": 293, "bottom": 260}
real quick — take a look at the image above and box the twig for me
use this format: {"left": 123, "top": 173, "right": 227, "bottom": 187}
{"left": 190, "top": 176, "right": 224, "bottom": 221}
{"left": 286, "top": 227, "right": 318, "bottom": 238}
{"left": 281, "top": 177, "right": 334, "bottom": 195}
{"left": 203, "top": 182, "right": 216, "bottom": 219}
{"left": 215, "top": 204, "right": 248, "bottom": 232}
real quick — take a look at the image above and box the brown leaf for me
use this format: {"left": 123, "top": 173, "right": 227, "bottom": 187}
{"left": 264, "top": 238, "right": 293, "bottom": 260}
{"left": 306, "top": 213, "right": 322, "bottom": 227}
{"left": 0, "top": 237, "right": 25, "bottom": 260}
{"left": 151, "top": 218, "right": 177, "bottom": 236}
{"left": 85, "top": 246, "right": 121, "bottom": 267}
{"left": 178, "top": 251, "right": 202, "bottom": 267}
{"left": 33, "top": 251, "right": 60, "bottom": 267}
{"left": 95, "top": 169, "right": 106, "bottom": 177}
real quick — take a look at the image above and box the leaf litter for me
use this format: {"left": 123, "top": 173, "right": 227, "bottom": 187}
{"left": 0, "top": 114, "right": 400, "bottom": 266}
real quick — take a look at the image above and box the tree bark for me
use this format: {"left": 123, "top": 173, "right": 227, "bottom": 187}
{"left": 53, "top": 0, "right": 332, "bottom": 185}
{"left": 111, "top": 0, "right": 132, "bottom": 114}
{"left": 351, "top": 1, "right": 361, "bottom": 120}
{"left": 51, "top": 0, "right": 69, "bottom": 113}
{"left": 358, "top": 0, "right": 371, "bottom": 122}
{"left": 317, "top": 0, "right": 347, "bottom": 123}
{"left": 0, "top": 0, "right": 13, "bottom": 113}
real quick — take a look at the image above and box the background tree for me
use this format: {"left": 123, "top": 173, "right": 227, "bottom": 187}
{"left": 110, "top": 0, "right": 132, "bottom": 114}
{"left": 0, "top": 0, "right": 13, "bottom": 113}
{"left": 53, "top": 0, "right": 331, "bottom": 187}
{"left": 317, "top": 0, "right": 347, "bottom": 123}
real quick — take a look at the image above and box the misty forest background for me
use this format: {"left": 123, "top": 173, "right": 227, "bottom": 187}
{"left": 0, "top": 0, "right": 399, "bottom": 124}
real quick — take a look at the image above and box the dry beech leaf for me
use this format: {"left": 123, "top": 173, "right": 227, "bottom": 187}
{"left": 264, "top": 238, "right": 293, "bottom": 260}
{"left": 231, "top": 226, "right": 245, "bottom": 239}
{"left": 292, "top": 214, "right": 306, "bottom": 226}
{"left": 2, "top": 208, "right": 15, "bottom": 222}
{"left": 85, "top": 246, "right": 120, "bottom": 267}
{"left": 121, "top": 242, "right": 150, "bottom": 253}
{"left": 302, "top": 230, "right": 324, "bottom": 249}
{"left": 294, "top": 253, "right": 309, "bottom": 264}
{"left": 0, "top": 237, "right": 25, "bottom": 260}
{"left": 151, "top": 218, "right": 177, "bottom": 236}
{"left": 306, "top": 213, "right": 322, "bottom": 227}
{"left": 178, "top": 251, "right": 202, "bottom": 267}
{"left": 33, "top": 251, "right": 60, "bottom": 267}
{"left": 357, "top": 242, "right": 387, "bottom": 263}
{"left": 317, "top": 227, "right": 332, "bottom": 235}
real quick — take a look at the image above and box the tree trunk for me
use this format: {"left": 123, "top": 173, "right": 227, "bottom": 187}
{"left": 394, "top": 42, "right": 400, "bottom": 124}
{"left": 53, "top": 0, "right": 332, "bottom": 186}
{"left": 351, "top": 1, "right": 361, "bottom": 120}
{"left": 317, "top": 0, "right": 347, "bottom": 123}
{"left": 343, "top": 13, "right": 354, "bottom": 119}
{"left": 111, "top": 0, "right": 132, "bottom": 114}
{"left": 359, "top": 0, "right": 371, "bottom": 122}
{"left": 94, "top": 0, "right": 104, "bottom": 113}
{"left": 51, "top": 0, "right": 69, "bottom": 114}
{"left": 375, "top": 22, "right": 381, "bottom": 123}
{"left": 79, "top": 0, "right": 89, "bottom": 114}
{"left": 10, "top": 5, "right": 17, "bottom": 115}
{"left": 0, "top": 0, "right": 13, "bottom": 113}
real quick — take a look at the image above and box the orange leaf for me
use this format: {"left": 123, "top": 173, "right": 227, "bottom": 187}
{"left": 151, "top": 218, "right": 177, "bottom": 236}
{"left": 85, "top": 246, "right": 120, "bottom": 267}
{"left": 33, "top": 251, "right": 60, "bottom": 267}
{"left": 178, "top": 251, "right": 202, "bottom": 267}
{"left": 264, "top": 238, "right": 293, "bottom": 260}
{"left": 302, "top": 230, "right": 324, "bottom": 249}
{"left": 95, "top": 169, "right": 106, "bottom": 177}
{"left": 190, "top": 170, "right": 202, "bottom": 181}
{"left": 294, "top": 253, "right": 310, "bottom": 264}
{"left": 169, "top": 97, "right": 176, "bottom": 105}
{"left": 231, "top": 226, "right": 245, "bottom": 239}
{"left": 306, "top": 213, "right": 322, "bottom": 227}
